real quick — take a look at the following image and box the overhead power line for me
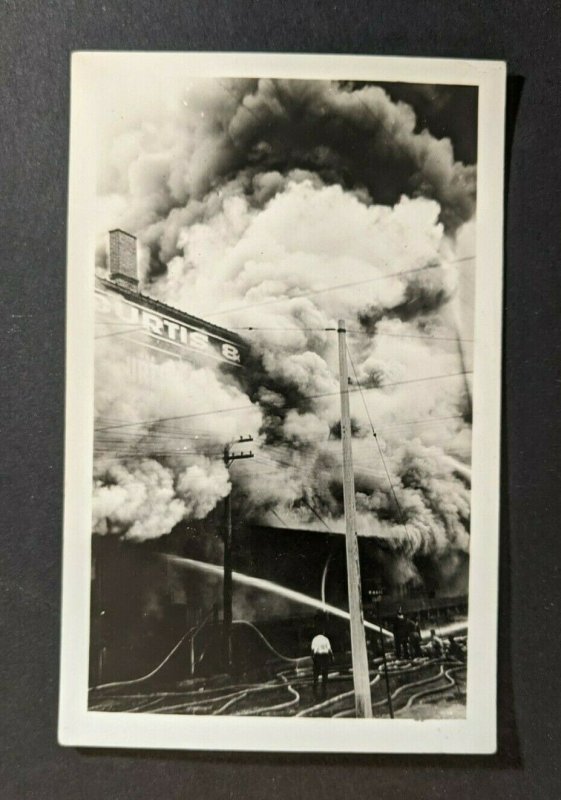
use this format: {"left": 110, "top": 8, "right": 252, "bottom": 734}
{"left": 94, "top": 368, "right": 472, "bottom": 434}
{"left": 299, "top": 496, "right": 334, "bottom": 532}
{"left": 375, "top": 414, "right": 466, "bottom": 432}
{"left": 94, "top": 408, "right": 465, "bottom": 444}
{"left": 230, "top": 326, "right": 474, "bottom": 343}
{"left": 94, "top": 450, "right": 225, "bottom": 458}
{"left": 95, "top": 326, "right": 144, "bottom": 340}
{"left": 95, "top": 321, "right": 146, "bottom": 326}
{"left": 269, "top": 507, "right": 292, "bottom": 529}
{"left": 201, "top": 255, "right": 475, "bottom": 319}
{"left": 346, "top": 345, "right": 412, "bottom": 542}
{"left": 95, "top": 402, "right": 257, "bottom": 433}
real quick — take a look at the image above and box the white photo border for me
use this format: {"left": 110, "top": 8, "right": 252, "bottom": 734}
{"left": 59, "top": 52, "right": 506, "bottom": 753}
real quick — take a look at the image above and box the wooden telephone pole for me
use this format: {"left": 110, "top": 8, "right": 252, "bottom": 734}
{"left": 222, "top": 437, "right": 253, "bottom": 672}
{"left": 338, "top": 320, "right": 373, "bottom": 718}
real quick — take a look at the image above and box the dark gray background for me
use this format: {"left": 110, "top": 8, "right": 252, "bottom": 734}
{"left": 1, "top": 1, "right": 560, "bottom": 798}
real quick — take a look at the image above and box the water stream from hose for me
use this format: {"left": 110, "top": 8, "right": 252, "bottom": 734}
{"left": 163, "top": 554, "right": 394, "bottom": 638}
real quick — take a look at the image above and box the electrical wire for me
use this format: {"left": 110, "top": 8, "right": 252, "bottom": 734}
{"left": 346, "top": 344, "right": 413, "bottom": 542}
{"left": 375, "top": 414, "right": 466, "bottom": 433}
{"left": 95, "top": 429, "right": 221, "bottom": 440}
{"left": 94, "top": 450, "right": 224, "bottom": 457}
{"left": 94, "top": 402, "right": 257, "bottom": 433}
{"left": 270, "top": 507, "right": 292, "bottom": 528}
{"left": 95, "top": 326, "right": 144, "bottom": 340}
{"left": 92, "top": 407, "right": 468, "bottom": 442}
{"left": 230, "top": 325, "right": 473, "bottom": 343}
{"left": 95, "top": 321, "right": 144, "bottom": 326}
{"left": 94, "top": 369, "right": 472, "bottom": 434}
{"left": 299, "top": 496, "right": 333, "bottom": 532}
{"left": 201, "top": 256, "right": 475, "bottom": 319}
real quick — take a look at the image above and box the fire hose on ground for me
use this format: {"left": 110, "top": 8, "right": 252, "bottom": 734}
{"left": 89, "top": 608, "right": 466, "bottom": 718}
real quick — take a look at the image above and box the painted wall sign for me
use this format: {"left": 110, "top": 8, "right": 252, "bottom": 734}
{"left": 95, "top": 287, "right": 243, "bottom": 367}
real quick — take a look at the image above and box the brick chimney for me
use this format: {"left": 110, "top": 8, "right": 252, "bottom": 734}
{"left": 108, "top": 229, "right": 139, "bottom": 290}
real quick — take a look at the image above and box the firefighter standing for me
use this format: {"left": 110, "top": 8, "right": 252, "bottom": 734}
{"left": 428, "top": 628, "right": 445, "bottom": 658}
{"left": 393, "top": 610, "right": 409, "bottom": 660}
{"left": 409, "top": 620, "right": 423, "bottom": 659}
{"left": 311, "top": 632, "right": 333, "bottom": 700}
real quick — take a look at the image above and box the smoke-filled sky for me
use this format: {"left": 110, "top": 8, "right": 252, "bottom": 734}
{"left": 93, "top": 74, "right": 477, "bottom": 592}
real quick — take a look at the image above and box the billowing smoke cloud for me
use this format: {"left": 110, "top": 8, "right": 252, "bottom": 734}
{"left": 93, "top": 459, "right": 186, "bottom": 541}
{"left": 92, "top": 332, "right": 262, "bottom": 540}
{"left": 94, "top": 77, "right": 476, "bottom": 593}
{"left": 98, "top": 78, "right": 475, "bottom": 266}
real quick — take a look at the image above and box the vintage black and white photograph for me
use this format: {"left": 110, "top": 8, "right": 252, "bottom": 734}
{"left": 59, "top": 53, "right": 505, "bottom": 752}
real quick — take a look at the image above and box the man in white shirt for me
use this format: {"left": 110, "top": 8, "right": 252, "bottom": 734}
{"left": 311, "top": 632, "right": 333, "bottom": 700}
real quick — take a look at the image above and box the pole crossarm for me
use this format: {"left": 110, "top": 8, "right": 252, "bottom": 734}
{"left": 224, "top": 436, "right": 254, "bottom": 466}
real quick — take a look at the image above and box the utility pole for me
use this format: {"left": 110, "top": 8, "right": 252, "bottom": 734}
{"left": 222, "top": 437, "right": 253, "bottom": 672}
{"left": 337, "top": 319, "right": 373, "bottom": 718}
